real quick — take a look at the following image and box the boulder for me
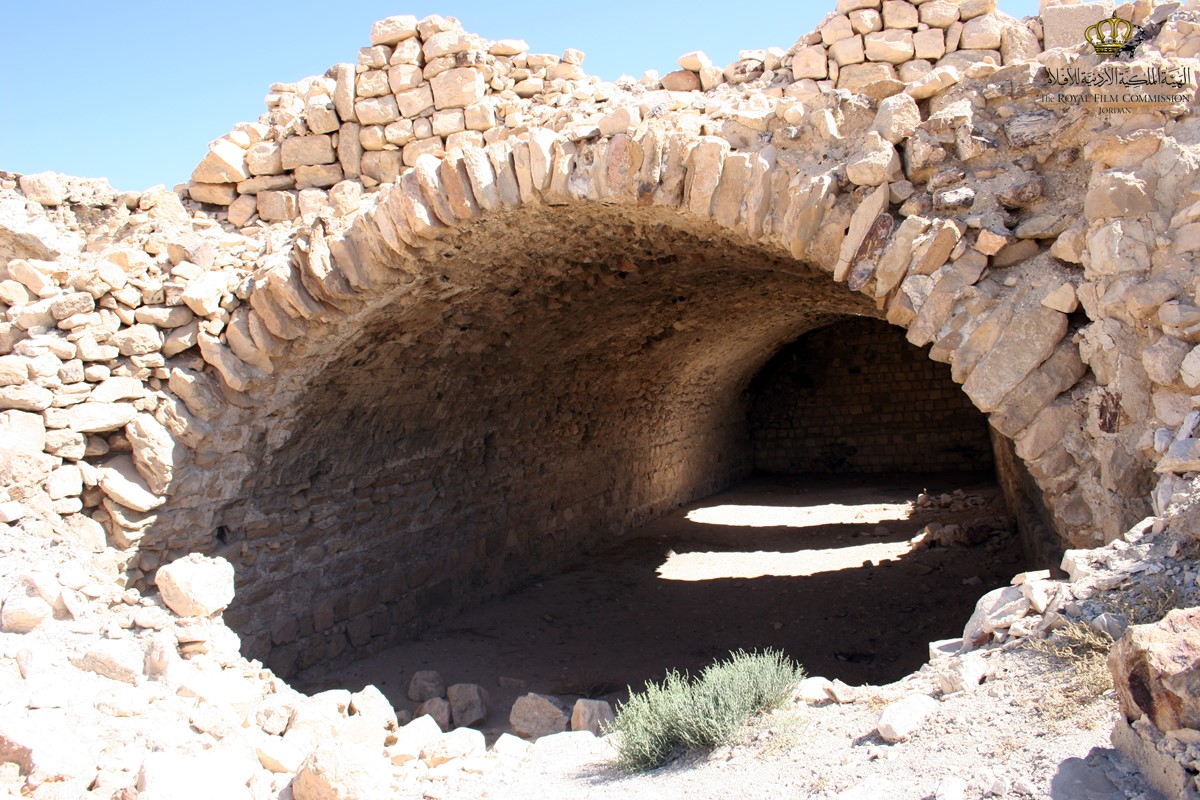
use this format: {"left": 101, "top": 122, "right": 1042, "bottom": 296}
{"left": 416, "top": 696, "right": 451, "bottom": 731}
{"left": 962, "top": 585, "right": 1031, "bottom": 649}
{"left": 797, "top": 676, "right": 835, "bottom": 703}
{"left": 98, "top": 454, "right": 165, "bottom": 513}
{"left": 1109, "top": 607, "right": 1200, "bottom": 732}
{"left": 570, "top": 698, "right": 615, "bottom": 735}
{"left": 349, "top": 684, "right": 398, "bottom": 731}
{"left": 407, "top": 670, "right": 445, "bottom": 702}
{"left": 126, "top": 413, "right": 180, "bottom": 495}
{"left": 446, "top": 682, "right": 489, "bottom": 728}
{"left": 420, "top": 726, "right": 486, "bottom": 766}
{"left": 293, "top": 741, "right": 390, "bottom": 800}
{"left": 389, "top": 714, "right": 443, "bottom": 765}
{"left": 877, "top": 693, "right": 938, "bottom": 742}
{"left": 155, "top": 554, "right": 236, "bottom": 617}
{"left": 18, "top": 172, "right": 64, "bottom": 206}
{"left": 510, "top": 692, "right": 570, "bottom": 739}
{"left": 0, "top": 586, "right": 52, "bottom": 633}
{"left": 846, "top": 132, "right": 901, "bottom": 186}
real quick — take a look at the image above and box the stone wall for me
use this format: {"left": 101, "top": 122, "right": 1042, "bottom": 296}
{"left": 751, "top": 317, "right": 993, "bottom": 475}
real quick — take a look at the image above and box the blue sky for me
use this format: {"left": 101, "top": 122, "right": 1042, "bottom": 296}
{"left": 1, "top": 1, "right": 1039, "bottom": 192}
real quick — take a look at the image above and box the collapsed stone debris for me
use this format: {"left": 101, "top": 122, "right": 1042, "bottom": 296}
{"left": 4, "top": 0, "right": 1200, "bottom": 796}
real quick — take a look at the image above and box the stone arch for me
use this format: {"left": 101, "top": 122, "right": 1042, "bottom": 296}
{"left": 21, "top": 8, "right": 1186, "bottom": 678}
{"left": 161, "top": 117, "right": 1107, "bottom": 673}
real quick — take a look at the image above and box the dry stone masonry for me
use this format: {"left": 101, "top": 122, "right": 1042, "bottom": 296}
{"left": 4, "top": 0, "right": 1200, "bottom": 796}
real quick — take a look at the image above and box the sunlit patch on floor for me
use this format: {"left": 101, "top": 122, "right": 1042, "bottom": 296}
{"left": 656, "top": 540, "right": 918, "bottom": 581}
{"left": 661, "top": 499, "right": 921, "bottom": 580}
{"left": 684, "top": 501, "right": 913, "bottom": 529}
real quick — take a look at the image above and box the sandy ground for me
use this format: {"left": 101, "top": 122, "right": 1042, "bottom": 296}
{"left": 314, "top": 474, "right": 1027, "bottom": 740}
{"left": 426, "top": 645, "right": 1151, "bottom": 800}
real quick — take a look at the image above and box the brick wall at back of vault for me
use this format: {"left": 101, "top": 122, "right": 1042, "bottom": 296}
{"left": 750, "top": 317, "right": 995, "bottom": 475}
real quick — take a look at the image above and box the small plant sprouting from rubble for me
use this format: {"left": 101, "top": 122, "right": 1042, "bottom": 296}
{"left": 608, "top": 649, "right": 805, "bottom": 772}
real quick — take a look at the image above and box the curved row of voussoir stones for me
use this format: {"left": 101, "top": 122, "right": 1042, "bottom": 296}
{"left": 184, "top": 2, "right": 1039, "bottom": 227}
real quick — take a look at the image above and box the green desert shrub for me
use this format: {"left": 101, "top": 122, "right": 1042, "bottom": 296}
{"left": 610, "top": 648, "right": 805, "bottom": 771}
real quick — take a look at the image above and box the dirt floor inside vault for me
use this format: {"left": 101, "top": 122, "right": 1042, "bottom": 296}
{"left": 304, "top": 474, "right": 1031, "bottom": 737}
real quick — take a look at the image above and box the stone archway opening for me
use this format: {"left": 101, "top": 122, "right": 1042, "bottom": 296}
{"left": 213, "top": 201, "right": 1059, "bottom": 723}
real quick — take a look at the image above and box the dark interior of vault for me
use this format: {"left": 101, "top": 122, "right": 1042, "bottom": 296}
{"left": 281, "top": 318, "right": 1036, "bottom": 725}
{"left": 218, "top": 209, "right": 1052, "bottom": 730}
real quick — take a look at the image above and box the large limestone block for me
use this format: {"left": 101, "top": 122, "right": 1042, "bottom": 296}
{"left": 431, "top": 68, "right": 486, "bottom": 109}
{"left": 959, "top": 14, "right": 1003, "bottom": 50}
{"left": 358, "top": 96, "right": 403, "bottom": 126}
{"left": 182, "top": 271, "right": 228, "bottom": 318}
{"left": 109, "top": 323, "right": 163, "bottom": 356}
{"left": 882, "top": 0, "right": 919, "bottom": 29}
{"left": 913, "top": 29, "right": 946, "bottom": 60}
{"left": 246, "top": 142, "right": 284, "bottom": 176}
{"left": 126, "top": 413, "right": 179, "bottom": 495}
{"left": 822, "top": 15, "right": 855, "bottom": 45}
{"left": 1084, "top": 171, "right": 1154, "bottom": 221}
{"left": 865, "top": 30, "right": 915, "bottom": 64}
{"left": 846, "top": 132, "right": 901, "bottom": 186}
{"left": 70, "top": 638, "right": 146, "bottom": 685}
{"left": 0, "top": 383, "right": 52, "bottom": 411}
{"left": 1041, "top": 2, "right": 1114, "bottom": 51}
{"left": 1110, "top": 607, "right": 1200, "bottom": 732}
{"left": 838, "top": 62, "right": 900, "bottom": 94}
{"left": 191, "top": 139, "right": 250, "bottom": 184}
{"left": 371, "top": 14, "right": 418, "bottom": 46}
{"left": 830, "top": 35, "right": 867, "bottom": 66}
{"left": 420, "top": 727, "right": 486, "bottom": 766}
{"left": 155, "top": 553, "right": 235, "bottom": 617}
{"left": 919, "top": 0, "right": 960, "bottom": 28}
{"left": 872, "top": 92, "right": 920, "bottom": 143}
{"left": 98, "top": 454, "right": 165, "bottom": 513}
{"left": 257, "top": 190, "right": 299, "bottom": 222}
{"left": 416, "top": 697, "right": 452, "bottom": 731}
{"left": 962, "top": 302, "right": 1067, "bottom": 412}
{"left": 18, "top": 172, "right": 64, "bottom": 206}
{"left": 937, "top": 652, "right": 989, "bottom": 694}
{"left": 510, "top": 693, "right": 570, "bottom": 739}
{"left": 187, "top": 182, "right": 236, "bottom": 206}
{"left": 281, "top": 135, "right": 336, "bottom": 170}
{"left": 61, "top": 401, "right": 138, "bottom": 433}
{"left": 792, "top": 46, "right": 829, "bottom": 80}
{"left": 291, "top": 738, "right": 388, "bottom": 800}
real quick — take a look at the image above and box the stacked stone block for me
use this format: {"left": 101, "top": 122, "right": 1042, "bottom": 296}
{"left": 751, "top": 318, "right": 994, "bottom": 475}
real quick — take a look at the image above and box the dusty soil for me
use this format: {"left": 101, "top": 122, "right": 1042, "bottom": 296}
{"left": 316, "top": 473, "right": 1030, "bottom": 738}
{"left": 421, "top": 645, "right": 1150, "bottom": 800}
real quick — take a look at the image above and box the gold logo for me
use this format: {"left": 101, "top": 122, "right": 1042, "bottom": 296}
{"left": 1085, "top": 14, "right": 1138, "bottom": 55}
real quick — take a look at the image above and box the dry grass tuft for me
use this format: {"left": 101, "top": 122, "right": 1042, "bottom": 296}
{"left": 1022, "top": 621, "right": 1113, "bottom": 724}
